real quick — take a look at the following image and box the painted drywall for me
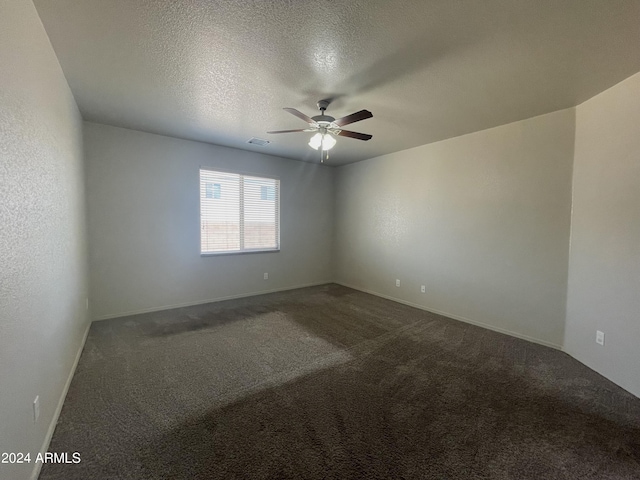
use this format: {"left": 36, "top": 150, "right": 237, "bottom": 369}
{"left": 334, "top": 109, "right": 575, "bottom": 348}
{"left": 84, "top": 123, "right": 334, "bottom": 319}
{"left": 565, "top": 72, "right": 640, "bottom": 398}
{"left": 0, "top": 1, "right": 89, "bottom": 479}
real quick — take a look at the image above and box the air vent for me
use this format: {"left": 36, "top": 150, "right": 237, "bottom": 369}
{"left": 247, "top": 137, "right": 270, "bottom": 147}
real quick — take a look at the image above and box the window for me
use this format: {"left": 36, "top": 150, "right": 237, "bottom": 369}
{"left": 260, "top": 185, "right": 276, "bottom": 201}
{"left": 200, "top": 169, "right": 280, "bottom": 254}
{"left": 205, "top": 182, "right": 221, "bottom": 199}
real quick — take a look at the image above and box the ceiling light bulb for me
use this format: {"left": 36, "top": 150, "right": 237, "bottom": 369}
{"left": 309, "top": 133, "right": 322, "bottom": 150}
{"left": 321, "top": 134, "right": 336, "bottom": 151}
{"left": 308, "top": 133, "right": 322, "bottom": 150}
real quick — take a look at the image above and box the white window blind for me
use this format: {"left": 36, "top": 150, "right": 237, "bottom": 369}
{"left": 200, "top": 169, "right": 280, "bottom": 254}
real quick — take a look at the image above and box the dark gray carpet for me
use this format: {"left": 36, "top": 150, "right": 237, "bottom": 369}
{"left": 40, "top": 284, "right": 640, "bottom": 479}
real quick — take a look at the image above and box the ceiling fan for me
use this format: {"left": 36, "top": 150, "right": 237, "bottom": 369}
{"left": 267, "top": 100, "right": 373, "bottom": 162}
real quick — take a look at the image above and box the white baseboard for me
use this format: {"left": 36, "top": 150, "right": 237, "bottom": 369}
{"left": 30, "top": 320, "right": 91, "bottom": 480}
{"left": 93, "top": 281, "right": 333, "bottom": 321}
{"left": 335, "top": 282, "right": 563, "bottom": 351}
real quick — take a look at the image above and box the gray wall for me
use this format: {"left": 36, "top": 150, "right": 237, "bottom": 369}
{"left": 0, "top": 1, "right": 89, "bottom": 479}
{"left": 84, "top": 123, "right": 334, "bottom": 319}
{"left": 334, "top": 109, "right": 575, "bottom": 348}
{"left": 565, "top": 72, "right": 640, "bottom": 398}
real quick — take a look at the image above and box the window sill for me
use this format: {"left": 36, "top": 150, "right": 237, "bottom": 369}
{"left": 201, "top": 249, "right": 280, "bottom": 257}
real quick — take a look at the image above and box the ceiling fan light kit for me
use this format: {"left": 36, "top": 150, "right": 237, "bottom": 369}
{"left": 267, "top": 100, "right": 373, "bottom": 163}
{"left": 308, "top": 132, "right": 336, "bottom": 151}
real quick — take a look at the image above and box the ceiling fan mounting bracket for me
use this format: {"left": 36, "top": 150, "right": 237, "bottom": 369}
{"left": 317, "top": 99, "right": 331, "bottom": 112}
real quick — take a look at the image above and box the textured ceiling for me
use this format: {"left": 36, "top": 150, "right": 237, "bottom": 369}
{"left": 34, "top": 0, "right": 640, "bottom": 166}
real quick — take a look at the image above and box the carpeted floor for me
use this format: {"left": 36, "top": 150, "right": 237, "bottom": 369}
{"left": 40, "top": 284, "right": 640, "bottom": 479}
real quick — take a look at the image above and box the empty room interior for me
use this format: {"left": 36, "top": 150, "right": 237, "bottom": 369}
{"left": 2, "top": 0, "right": 640, "bottom": 479}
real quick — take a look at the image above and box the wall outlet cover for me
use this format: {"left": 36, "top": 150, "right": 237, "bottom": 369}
{"left": 596, "top": 330, "right": 605, "bottom": 346}
{"left": 421, "top": 285, "right": 426, "bottom": 293}
{"left": 395, "top": 279, "right": 400, "bottom": 287}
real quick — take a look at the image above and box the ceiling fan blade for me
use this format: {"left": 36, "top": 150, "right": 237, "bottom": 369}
{"left": 333, "top": 109, "right": 373, "bottom": 127}
{"left": 337, "top": 130, "right": 372, "bottom": 141}
{"left": 266, "top": 129, "right": 307, "bottom": 134}
{"left": 283, "top": 107, "right": 315, "bottom": 124}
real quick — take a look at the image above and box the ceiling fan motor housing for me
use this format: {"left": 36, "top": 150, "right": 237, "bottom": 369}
{"left": 311, "top": 115, "right": 336, "bottom": 124}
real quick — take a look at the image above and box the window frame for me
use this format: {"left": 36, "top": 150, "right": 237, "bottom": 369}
{"left": 199, "top": 167, "right": 281, "bottom": 256}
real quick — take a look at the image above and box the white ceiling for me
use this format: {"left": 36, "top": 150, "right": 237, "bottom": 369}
{"left": 34, "top": 0, "right": 640, "bottom": 166}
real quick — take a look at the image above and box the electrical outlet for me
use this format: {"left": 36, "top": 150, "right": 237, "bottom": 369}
{"left": 596, "top": 330, "right": 605, "bottom": 346}
{"left": 395, "top": 279, "right": 400, "bottom": 287}
{"left": 33, "top": 396, "right": 40, "bottom": 423}
{"left": 421, "top": 285, "right": 426, "bottom": 293}
{"left": 85, "top": 298, "right": 89, "bottom": 311}
{"left": 263, "top": 273, "right": 268, "bottom": 280}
